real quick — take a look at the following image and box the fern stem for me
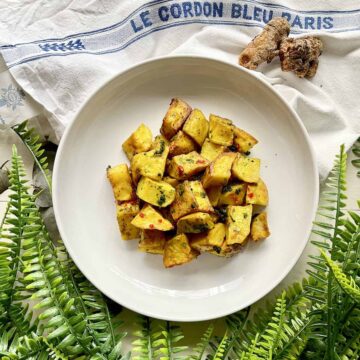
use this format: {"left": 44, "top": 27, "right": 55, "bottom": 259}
{"left": 326, "top": 145, "right": 346, "bottom": 360}
{"left": 103, "top": 294, "right": 116, "bottom": 348}
{"left": 145, "top": 316, "right": 154, "bottom": 359}
{"left": 5, "top": 149, "right": 26, "bottom": 316}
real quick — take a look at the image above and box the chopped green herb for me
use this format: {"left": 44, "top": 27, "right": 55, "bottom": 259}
{"left": 154, "top": 141, "right": 165, "bottom": 156}
{"left": 235, "top": 188, "right": 242, "bottom": 195}
{"left": 222, "top": 184, "right": 232, "bottom": 193}
{"left": 243, "top": 213, "right": 248, "bottom": 219}
{"left": 245, "top": 151, "right": 251, "bottom": 156}
{"left": 215, "top": 207, "right": 227, "bottom": 222}
{"left": 157, "top": 194, "right": 166, "bottom": 206}
{"left": 213, "top": 246, "right": 221, "bottom": 254}
{"left": 200, "top": 192, "right": 207, "bottom": 198}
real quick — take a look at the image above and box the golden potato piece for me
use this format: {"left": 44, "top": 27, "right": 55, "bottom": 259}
{"left": 131, "top": 204, "right": 174, "bottom": 231}
{"left": 190, "top": 223, "right": 226, "bottom": 252}
{"left": 233, "top": 127, "right": 258, "bottom": 153}
{"left": 226, "top": 205, "right": 252, "bottom": 245}
{"left": 177, "top": 212, "right": 215, "bottom": 234}
{"left": 136, "top": 177, "right": 175, "bottom": 207}
{"left": 218, "top": 183, "right": 247, "bottom": 206}
{"left": 160, "top": 98, "right": 192, "bottom": 139}
{"left": 183, "top": 109, "right": 209, "bottom": 146}
{"left": 122, "top": 124, "right": 152, "bottom": 160}
{"left": 246, "top": 178, "right": 268, "bottom": 206}
{"left": 139, "top": 230, "right": 166, "bottom": 254}
{"left": 232, "top": 155, "right": 260, "bottom": 183}
{"left": 200, "top": 139, "right": 225, "bottom": 162}
{"left": 170, "top": 181, "right": 214, "bottom": 221}
{"left": 163, "top": 176, "right": 179, "bottom": 188}
{"left": 131, "top": 138, "right": 169, "bottom": 183}
{"left": 163, "top": 233, "right": 199, "bottom": 268}
{"left": 206, "top": 186, "right": 222, "bottom": 207}
{"left": 116, "top": 202, "right": 140, "bottom": 240}
{"left": 169, "top": 131, "right": 197, "bottom": 157}
{"left": 202, "top": 152, "right": 237, "bottom": 188}
{"left": 167, "top": 151, "right": 209, "bottom": 180}
{"left": 251, "top": 212, "right": 270, "bottom": 241}
{"left": 107, "top": 164, "right": 135, "bottom": 202}
{"left": 208, "top": 114, "right": 234, "bottom": 146}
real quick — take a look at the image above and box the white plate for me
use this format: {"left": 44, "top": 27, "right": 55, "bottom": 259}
{"left": 53, "top": 56, "right": 319, "bottom": 321}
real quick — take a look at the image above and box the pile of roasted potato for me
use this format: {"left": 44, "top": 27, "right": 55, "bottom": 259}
{"left": 107, "top": 98, "right": 270, "bottom": 268}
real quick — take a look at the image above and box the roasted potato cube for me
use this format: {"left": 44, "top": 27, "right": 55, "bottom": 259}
{"left": 167, "top": 151, "right": 209, "bottom": 180}
{"left": 218, "top": 183, "right": 247, "bottom": 206}
{"left": 136, "top": 177, "right": 175, "bottom": 207}
{"left": 131, "top": 138, "right": 169, "bottom": 183}
{"left": 107, "top": 164, "right": 135, "bottom": 202}
{"left": 163, "top": 176, "right": 179, "bottom": 187}
{"left": 160, "top": 98, "right": 192, "bottom": 139}
{"left": 232, "top": 155, "right": 260, "bottom": 183}
{"left": 202, "top": 152, "right": 237, "bottom": 188}
{"left": 116, "top": 202, "right": 140, "bottom": 240}
{"left": 208, "top": 114, "right": 234, "bottom": 146}
{"left": 169, "top": 131, "right": 197, "bottom": 157}
{"left": 122, "top": 124, "right": 152, "bottom": 160}
{"left": 131, "top": 204, "right": 174, "bottom": 231}
{"left": 233, "top": 127, "right": 258, "bottom": 153}
{"left": 139, "top": 230, "right": 166, "bottom": 254}
{"left": 226, "top": 205, "right": 252, "bottom": 245}
{"left": 163, "top": 233, "right": 199, "bottom": 268}
{"left": 200, "top": 139, "right": 225, "bottom": 162}
{"left": 190, "top": 223, "right": 226, "bottom": 252}
{"left": 251, "top": 212, "right": 270, "bottom": 241}
{"left": 170, "top": 181, "right": 213, "bottom": 221}
{"left": 177, "top": 212, "right": 215, "bottom": 234}
{"left": 183, "top": 109, "right": 209, "bottom": 146}
{"left": 246, "top": 178, "right": 268, "bottom": 206}
{"left": 206, "top": 186, "right": 222, "bottom": 207}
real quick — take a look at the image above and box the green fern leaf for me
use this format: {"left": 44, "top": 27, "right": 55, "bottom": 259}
{"left": 12, "top": 121, "right": 52, "bottom": 192}
{"left": 190, "top": 324, "right": 214, "bottom": 360}
{"left": 132, "top": 315, "right": 160, "bottom": 360}
{"left": 321, "top": 251, "right": 360, "bottom": 303}
{"left": 153, "top": 322, "right": 187, "bottom": 360}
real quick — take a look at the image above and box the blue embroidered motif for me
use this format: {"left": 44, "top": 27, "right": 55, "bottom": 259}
{"left": 39, "top": 39, "right": 85, "bottom": 52}
{"left": 0, "top": 84, "right": 25, "bottom": 111}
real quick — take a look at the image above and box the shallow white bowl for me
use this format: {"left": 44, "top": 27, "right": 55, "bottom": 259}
{"left": 53, "top": 56, "right": 319, "bottom": 321}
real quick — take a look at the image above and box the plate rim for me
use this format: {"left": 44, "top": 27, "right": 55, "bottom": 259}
{"left": 53, "top": 55, "right": 319, "bottom": 321}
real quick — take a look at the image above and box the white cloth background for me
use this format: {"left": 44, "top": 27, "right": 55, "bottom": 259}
{"left": 0, "top": 0, "right": 360, "bottom": 180}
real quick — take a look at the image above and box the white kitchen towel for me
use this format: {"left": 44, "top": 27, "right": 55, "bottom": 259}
{"left": 0, "top": 0, "right": 359, "bottom": 180}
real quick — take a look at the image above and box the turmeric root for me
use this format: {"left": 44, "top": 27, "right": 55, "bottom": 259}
{"left": 239, "top": 17, "right": 290, "bottom": 70}
{"left": 279, "top": 36, "right": 323, "bottom": 78}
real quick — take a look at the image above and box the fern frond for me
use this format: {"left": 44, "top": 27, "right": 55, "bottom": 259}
{"left": 190, "top": 323, "right": 214, "bottom": 360}
{"left": 211, "top": 332, "right": 230, "bottom": 360}
{"left": 57, "top": 241, "right": 121, "bottom": 354}
{"left": 0, "top": 146, "right": 37, "bottom": 334}
{"left": 305, "top": 144, "right": 348, "bottom": 360}
{"left": 153, "top": 322, "right": 187, "bottom": 360}
{"left": 0, "top": 326, "right": 67, "bottom": 360}
{"left": 321, "top": 251, "right": 360, "bottom": 303}
{"left": 132, "top": 315, "right": 159, "bottom": 360}
{"left": 12, "top": 121, "right": 52, "bottom": 192}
